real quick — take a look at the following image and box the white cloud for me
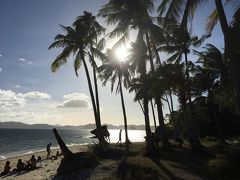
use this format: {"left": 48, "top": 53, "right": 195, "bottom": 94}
{"left": 20, "top": 91, "right": 51, "bottom": 99}
{"left": 0, "top": 67, "right": 2, "bottom": 72}
{"left": 57, "top": 93, "right": 91, "bottom": 108}
{"left": 0, "top": 89, "right": 25, "bottom": 108}
{"left": 0, "top": 54, "right": 2, "bottom": 57}
{"left": 0, "top": 89, "right": 51, "bottom": 109}
{"left": 19, "top": 58, "right": 26, "bottom": 62}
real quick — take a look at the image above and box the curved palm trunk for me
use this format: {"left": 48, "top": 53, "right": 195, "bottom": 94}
{"left": 53, "top": 128, "right": 73, "bottom": 158}
{"left": 150, "top": 100, "right": 157, "bottom": 130}
{"left": 118, "top": 73, "right": 130, "bottom": 144}
{"left": 215, "top": 0, "right": 240, "bottom": 113}
{"left": 91, "top": 47, "right": 101, "bottom": 123}
{"left": 93, "top": 66, "right": 101, "bottom": 122}
{"left": 184, "top": 53, "right": 201, "bottom": 151}
{"left": 82, "top": 58, "right": 105, "bottom": 145}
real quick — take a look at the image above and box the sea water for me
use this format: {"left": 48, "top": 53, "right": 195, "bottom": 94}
{"left": 0, "top": 129, "right": 145, "bottom": 160}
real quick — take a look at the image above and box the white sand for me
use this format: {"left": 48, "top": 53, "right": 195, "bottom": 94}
{"left": 0, "top": 145, "right": 89, "bottom": 180}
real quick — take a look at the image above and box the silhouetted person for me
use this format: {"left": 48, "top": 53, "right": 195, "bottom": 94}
{"left": 46, "top": 143, "right": 52, "bottom": 159}
{"left": 16, "top": 159, "right": 25, "bottom": 173}
{"left": 27, "top": 155, "right": 37, "bottom": 170}
{"left": 51, "top": 151, "right": 60, "bottom": 160}
{"left": 37, "top": 156, "right": 41, "bottom": 162}
{"left": 1, "top": 161, "right": 11, "bottom": 176}
{"left": 117, "top": 129, "right": 122, "bottom": 144}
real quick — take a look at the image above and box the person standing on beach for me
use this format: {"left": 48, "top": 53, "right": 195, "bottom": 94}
{"left": 46, "top": 143, "right": 52, "bottom": 159}
{"left": 117, "top": 129, "right": 122, "bottom": 144}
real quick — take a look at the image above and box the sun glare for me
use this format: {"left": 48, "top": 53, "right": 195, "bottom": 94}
{"left": 115, "top": 45, "right": 129, "bottom": 62}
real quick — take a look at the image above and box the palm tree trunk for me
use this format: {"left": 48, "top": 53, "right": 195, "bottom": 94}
{"left": 143, "top": 86, "right": 154, "bottom": 154}
{"left": 93, "top": 66, "right": 101, "bottom": 123}
{"left": 165, "top": 94, "right": 172, "bottom": 114}
{"left": 150, "top": 100, "right": 157, "bottom": 130}
{"left": 91, "top": 46, "right": 101, "bottom": 123}
{"left": 215, "top": 0, "right": 240, "bottom": 113}
{"left": 169, "top": 90, "right": 174, "bottom": 112}
{"left": 156, "top": 97, "right": 169, "bottom": 148}
{"left": 82, "top": 58, "right": 104, "bottom": 145}
{"left": 146, "top": 32, "right": 169, "bottom": 148}
{"left": 118, "top": 73, "right": 130, "bottom": 144}
{"left": 53, "top": 128, "right": 72, "bottom": 158}
{"left": 184, "top": 53, "right": 201, "bottom": 151}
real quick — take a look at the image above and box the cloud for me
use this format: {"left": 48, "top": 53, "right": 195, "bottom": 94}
{"left": 0, "top": 67, "right": 2, "bottom": 72}
{"left": 19, "top": 58, "right": 26, "bottom": 62}
{"left": 18, "top": 58, "right": 33, "bottom": 65}
{"left": 0, "top": 89, "right": 51, "bottom": 109}
{"left": 20, "top": 91, "right": 51, "bottom": 99}
{"left": 0, "top": 89, "right": 25, "bottom": 108}
{"left": 0, "top": 54, "right": 2, "bottom": 57}
{"left": 57, "top": 93, "right": 91, "bottom": 108}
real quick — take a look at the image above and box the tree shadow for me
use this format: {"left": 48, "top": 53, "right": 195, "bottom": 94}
{"left": 151, "top": 157, "right": 184, "bottom": 180}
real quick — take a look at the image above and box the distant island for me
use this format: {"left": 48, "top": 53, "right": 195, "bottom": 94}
{"left": 0, "top": 121, "right": 151, "bottom": 130}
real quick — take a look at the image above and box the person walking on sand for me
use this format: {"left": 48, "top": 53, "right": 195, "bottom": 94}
{"left": 46, "top": 143, "right": 52, "bottom": 159}
{"left": 117, "top": 129, "right": 122, "bottom": 144}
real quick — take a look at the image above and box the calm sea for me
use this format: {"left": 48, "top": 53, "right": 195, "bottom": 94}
{"left": 0, "top": 129, "right": 145, "bottom": 160}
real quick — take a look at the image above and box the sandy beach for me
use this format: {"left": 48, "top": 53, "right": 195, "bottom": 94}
{"left": 0, "top": 145, "right": 89, "bottom": 180}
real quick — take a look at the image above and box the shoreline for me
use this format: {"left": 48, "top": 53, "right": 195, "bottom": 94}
{"left": 0, "top": 144, "right": 88, "bottom": 162}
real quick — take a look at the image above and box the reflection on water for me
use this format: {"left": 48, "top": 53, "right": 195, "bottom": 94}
{"left": 0, "top": 129, "right": 145, "bottom": 159}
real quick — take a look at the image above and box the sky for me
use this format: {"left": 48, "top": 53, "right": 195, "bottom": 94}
{"left": 0, "top": 0, "right": 235, "bottom": 126}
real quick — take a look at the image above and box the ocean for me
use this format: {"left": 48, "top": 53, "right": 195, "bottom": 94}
{"left": 0, "top": 129, "right": 145, "bottom": 160}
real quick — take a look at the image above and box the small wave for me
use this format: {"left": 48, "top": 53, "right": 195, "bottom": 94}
{"left": 23, "top": 151, "right": 33, "bottom": 155}
{"left": 0, "top": 155, "right": 7, "bottom": 160}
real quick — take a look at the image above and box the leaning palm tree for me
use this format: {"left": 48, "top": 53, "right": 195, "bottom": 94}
{"left": 49, "top": 12, "right": 106, "bottom": 145}
{"left": 98, "top": 49, "right": 131, "bottom": 144}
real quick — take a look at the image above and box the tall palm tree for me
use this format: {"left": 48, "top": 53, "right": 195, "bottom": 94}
{"left": 49, "top": 12, "right": 106, "bottom": 145}
{"left": 98, "top": 0, "right": 157, "bottom": 153}
{"left": 158, "top": 26, "right": 209, "bottom": 151}
{"left": 98, "top": 49, "right": 131, "bottom": 144}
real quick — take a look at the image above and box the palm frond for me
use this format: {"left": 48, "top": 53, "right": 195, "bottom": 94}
{"left": 206, "top": 9, "right": 218, "bottom": 35}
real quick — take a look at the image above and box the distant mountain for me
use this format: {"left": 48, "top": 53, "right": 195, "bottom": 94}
{"left": 0, "top": 121, "right": 151, "bottom": 130}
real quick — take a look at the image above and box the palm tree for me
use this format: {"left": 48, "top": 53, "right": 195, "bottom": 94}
{"left": 98, "top": 49, "right": 131, "bottom": 144}
{"left": 98, "top": 0, "right": 157, "bottom": 153}
{"left": 193, "top": 44, "right": 234, "bottom": 144}
{"left": 158, "top": 0, "right": 240, "bottom": 113}
{"left": 158, "top": 26, "right": 209, "bottom": 151}
{"left": 49, "top": 12, "right": 106, "bottom": 145}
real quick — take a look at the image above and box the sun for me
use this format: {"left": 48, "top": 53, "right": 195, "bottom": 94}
{"left": 115, "top": 45, "right": 129, "bottom": 62}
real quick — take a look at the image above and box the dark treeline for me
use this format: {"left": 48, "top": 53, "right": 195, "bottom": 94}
{"left": 49, "top": 0, "right": 240, "bottom": 154}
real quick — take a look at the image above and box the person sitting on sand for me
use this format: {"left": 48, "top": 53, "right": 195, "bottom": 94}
{"left": 37, "top": 156, "right": 41, "bottom": 162}
{"left": 1, "top": 161, "right": 11, "bottom": 176}
{"left": 26, "top": 155, "right": 37, "bottom": 170}
{"left": 117, "top": 129, "right": 122, "bottom": 144}
{"left": 46, "top": 143, "right": 52, "bottom": 159}
{"left": 51, "top": 151, "right": 60, "bottom": 160}
{"left": 16, "top": 159, "right": 25, "bottom": 172}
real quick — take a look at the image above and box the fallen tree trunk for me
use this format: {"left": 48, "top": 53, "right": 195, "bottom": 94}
{"left": 53, "top": 128, "right": 73, "bottom": 158}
